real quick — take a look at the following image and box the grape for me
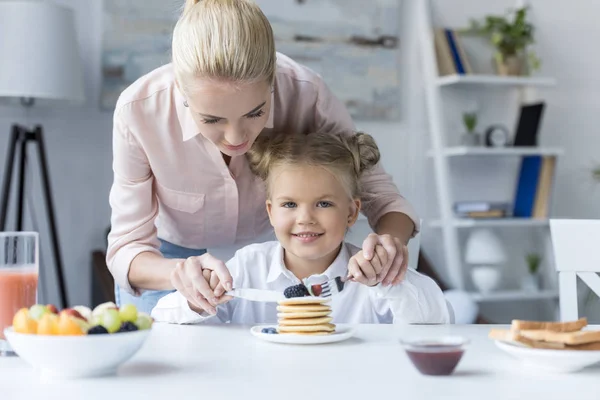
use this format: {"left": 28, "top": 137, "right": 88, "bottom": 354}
{"left": 134, "top": 313, "right": 153, "bottom": 330}
{"left": 101, "top": 309, "right": 121, "bottom": 333}
{"left": 119, "top": 304, "right": 138, "bottom": 323}
{"left": 29, "top": 304, "right": 49, "bottom": 321}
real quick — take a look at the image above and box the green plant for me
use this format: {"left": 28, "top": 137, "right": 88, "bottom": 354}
{"left": 468, "top": 7, "right": 540, "bottom": 71}
{"left": 462, "top": 112, "right": 477, "bottom": 133}
{"left": 525, "top": 253, "right": 542, "bottom": 275}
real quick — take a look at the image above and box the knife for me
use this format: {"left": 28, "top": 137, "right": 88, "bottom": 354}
{"left": 225, "top": 288, "right": 286, "bottom": 302}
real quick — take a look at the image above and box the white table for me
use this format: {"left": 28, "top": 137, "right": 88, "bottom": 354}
{"left": 1, "top": 324, "right": 598, "bottom": 400}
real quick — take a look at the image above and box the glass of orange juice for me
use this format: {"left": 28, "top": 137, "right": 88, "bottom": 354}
{"left": 0, "top": 232, "right": 38, "bottom": 356}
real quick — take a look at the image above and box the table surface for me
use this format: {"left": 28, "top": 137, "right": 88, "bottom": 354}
{"left": 1, "top": 323, "right": 598, "bottom": 400}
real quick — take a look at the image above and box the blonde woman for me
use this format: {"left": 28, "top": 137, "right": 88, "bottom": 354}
{"left": 107, "top": 0, "right": 419, "bottom": 314}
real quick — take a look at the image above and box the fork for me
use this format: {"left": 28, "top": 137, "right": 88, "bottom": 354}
{"left": 305, "top": 275, "right": 349, "bottom": 298}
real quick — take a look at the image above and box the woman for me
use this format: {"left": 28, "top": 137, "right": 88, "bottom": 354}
{"left": 107, "top": 0, "right": 419, "bottom": 314}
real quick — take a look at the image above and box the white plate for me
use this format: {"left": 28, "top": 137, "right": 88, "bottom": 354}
{"left": 251, "top": 324, "right": 354, "bottom": 345}
{"left": 495, "top": 340, "right": 600, "bottom": 373}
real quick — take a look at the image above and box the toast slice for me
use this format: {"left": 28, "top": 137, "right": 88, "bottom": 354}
{"left": 519, "top": 329, "right": 600, "bottom": 346}
{"left": 489, "top": 329, "right": 565, "bottom": 349}
{"left": 511, "top": 318, "right": 587, "bottom": 332}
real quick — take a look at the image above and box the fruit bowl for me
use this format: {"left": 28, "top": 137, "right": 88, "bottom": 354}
{"left": 4, "top": 326, "right": 151, "bottom": 379}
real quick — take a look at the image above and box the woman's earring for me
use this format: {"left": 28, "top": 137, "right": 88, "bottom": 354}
{"left": 183, "top": 100, "right": 189, "bottom": 108}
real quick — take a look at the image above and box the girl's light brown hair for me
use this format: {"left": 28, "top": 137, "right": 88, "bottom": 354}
{"left": 174, "top": 0, "right": 276, "bottom": 94}
{"left": 247, "top": 132, "right": 381, "bottom": 198}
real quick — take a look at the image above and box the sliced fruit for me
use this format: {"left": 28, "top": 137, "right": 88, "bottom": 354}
{"left": 29, "top": 304, "right": 49, "bottom": 321}
{"left": 58, "top": 313, "right": 87, "bottom": 336}
{"left": 13, "top": 308, "right": 37, "bottom": 334}
{"left": 119, "top": 304, "right": 138, "bottom": 323}
{"left": 101, "top": 308, "right": 121, "bottom": 333}
{"left": 46, "top": 304, "right": 59, "bottom": 314}
{"left": 37, "top": 313, "right": 59, "bottom": 335}
{"left": 92, "top": 301, "right": 118, "bottom": 319}
{"left": 62, "top": 308, "right": 86, "bottom": 322}
{"left": 73, "top": 306, "right": 93, "bottom": 323}
{"left": 134, "top": 312, "right": 153, "bottom": 330}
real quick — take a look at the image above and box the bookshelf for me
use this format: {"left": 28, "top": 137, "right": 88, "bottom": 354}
{"left": 417, "top": 0, "right": 561, "bottom": 305}
{"left": 427, "top": 147, "right": 563, "bottom": 157}
{"left": 436, "top": 74, "right": 557, "bottom": 87}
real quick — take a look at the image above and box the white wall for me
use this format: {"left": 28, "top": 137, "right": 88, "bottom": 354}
{"left": 1, "top": 0, "right": 599, "bottom": 316}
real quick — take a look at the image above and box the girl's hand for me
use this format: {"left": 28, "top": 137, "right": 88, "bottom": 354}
{"left": 360, "top": 233, "right": 409, "bottom": 286}
{"left": 170, "top": 253, "right": 233, "bottom": 315}
{"left": 347, "top": 244, "right": 388, "bottom": 286}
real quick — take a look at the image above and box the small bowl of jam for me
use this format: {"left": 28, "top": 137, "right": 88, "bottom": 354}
{"left": 400, "top": 336, "right": 469, "bottom": 376}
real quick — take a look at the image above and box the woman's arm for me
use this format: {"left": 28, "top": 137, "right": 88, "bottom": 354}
{"left": 106, "top": 108, "right": 169, "bottom": 294}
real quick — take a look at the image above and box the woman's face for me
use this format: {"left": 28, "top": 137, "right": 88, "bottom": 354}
{"left": 185, "top": 79, "right": 271, "bottom": 157}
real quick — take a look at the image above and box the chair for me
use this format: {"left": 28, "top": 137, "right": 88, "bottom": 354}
{"left": 550, "top": 219, "right": 600, "bottom": 321}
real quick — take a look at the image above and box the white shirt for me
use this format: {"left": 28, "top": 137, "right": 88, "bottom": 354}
{"left": 151, "top": 242, "right": 450, "bottom": 325}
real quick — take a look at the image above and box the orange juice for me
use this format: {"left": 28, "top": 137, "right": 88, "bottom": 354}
{"left": 0, "top": 266, "right": 38, "bottom": 339}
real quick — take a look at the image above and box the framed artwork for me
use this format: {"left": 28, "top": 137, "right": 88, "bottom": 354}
{"left": 101, "top": 0, "right": 402, "bottom": 120}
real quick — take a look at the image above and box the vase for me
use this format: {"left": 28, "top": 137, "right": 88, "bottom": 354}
{"left": 520, "top": 273, "right": 541, "bottom": 292}
{"left": 495, "top": 54, "right": 525, "bottom": 76}
{"left": 471, "top": 266, "right": 501, "bottom": 293}
{"left": 460, "top": 132, "right": 481, "bottom": 147}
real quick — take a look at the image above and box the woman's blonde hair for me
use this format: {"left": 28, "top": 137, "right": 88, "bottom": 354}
{"left": 247, "top": 132, "right": 381, "bottom": 199}
{"left": 174, "top": 0, "right": 276, "bottom": 93}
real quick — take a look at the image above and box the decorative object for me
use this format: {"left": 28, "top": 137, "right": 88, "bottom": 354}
{"left": 460, "top": 112, "right": 481, "bottom": 146}
{"left": 468, "top": 7, "right": 540, "bottom": 76}
{"left": 101, "top": 0, "right": 402, "bottom": 120}
{"left": 0, "top": 1, "right": 85, "bottom": 308}
{"left": 512, "top": 102, "right": 546, "bottom": 147}
{"left": 484, "top": 124, "right": 510, "bottom": 147}
{"left": 521, "top": 253, "right": 542, "bottom": 291}
{"left": 465, "top": 229, "right": 507, "bottom": 293}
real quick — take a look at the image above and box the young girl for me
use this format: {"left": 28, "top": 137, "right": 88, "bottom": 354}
{"left": 151, "top": 132, "right": 449, "bottom": 324}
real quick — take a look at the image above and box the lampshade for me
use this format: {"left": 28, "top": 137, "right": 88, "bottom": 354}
{"left": 464, "top": 229, "right": 507, "bottom": 265}
{"left": 0, "top": 1, "right": 84, "bottom": 102}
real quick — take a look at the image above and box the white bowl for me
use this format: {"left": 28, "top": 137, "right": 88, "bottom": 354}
{"left": 4, "top": 327, "right": 151, "bottom": 379}
{"left": 495, "top": 340, "right": 600, "bottom": 373}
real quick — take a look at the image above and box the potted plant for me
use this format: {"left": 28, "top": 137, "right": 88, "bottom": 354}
{"left": 468, "top": 7, "right": 540, "bottom": 76}
{"left": 521, "top": 253, "right": 542, "bottom": 291}
{"left": 460, "top": 112, "right": 480, "bottom": 146}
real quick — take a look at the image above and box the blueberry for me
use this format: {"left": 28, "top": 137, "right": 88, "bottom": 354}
{"left": 117, "top": 321, "right": 139, "bottom": 333}
{"left": 87, "top": 325, "right": 109, "bottom": 335}
{"left": 261, "top": 327, "right": 278, "bottom": 334}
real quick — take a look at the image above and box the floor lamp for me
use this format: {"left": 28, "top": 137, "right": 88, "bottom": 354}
{"left": 0, "top": 2, "right": 85, "bottom": 308}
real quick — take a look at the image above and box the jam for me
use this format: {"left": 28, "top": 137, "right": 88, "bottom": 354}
{"left": 401, "top": 337, "right": 468, "bottom": 376}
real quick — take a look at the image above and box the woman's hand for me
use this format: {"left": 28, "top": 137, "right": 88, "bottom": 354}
{"left": 359, "top": 233, "right": 409, "bottom": 286}
{"left": 170, "top": 253, "right": 233, "bottom": 315}
{"left": 347, "top": 244, "right": 388, "bottom": 286}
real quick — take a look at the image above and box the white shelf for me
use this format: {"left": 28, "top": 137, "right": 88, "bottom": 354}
{"left": 470, "top": 290, "right": 559, "bottom": 303}
{"left": 427, "top": 147, "right": 564, "bottom": 157}
{"left": 429, "top": 218, "right": 550, "bottom": 228}
{"left": 436, "top": 74, "right": 557, "bottom": 87}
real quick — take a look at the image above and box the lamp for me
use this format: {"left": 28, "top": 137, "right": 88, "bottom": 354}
{"left": 465, "top": 229, "right": 507, "bottom": 293}
{"left": 0, "top": 1, "right": 85, "bottom": 308}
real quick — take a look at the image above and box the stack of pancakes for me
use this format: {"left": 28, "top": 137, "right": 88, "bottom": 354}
{"left": 276, "top": 297, "right": 335, "bottom": 335}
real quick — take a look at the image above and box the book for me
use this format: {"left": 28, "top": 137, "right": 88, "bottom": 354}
{"left": 454, "top": 201, "right": 511, "bottom": 213}
{"left": 513, "top": 156, "right": 543, "bottom": 217}
{"left": 434, "top": 29, "right": 456, "bottom": 76}
{"left": 449, "top": 29, "right": 473, "bottom": 74}
{"left": 457, "top": 210, "right": 507, "bottom": 219}
{"left": 532, "top": 156, "right": 557, "bottom": 218}
{"left": 444, "top": 28, "right": 466, "bottom": 74}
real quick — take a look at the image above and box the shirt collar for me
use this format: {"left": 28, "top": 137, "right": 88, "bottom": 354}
{"left": 266, "top": 242, "right": 351, "bottom": 284}
{"left": 176, "top": 85, "right": 275, "bottom": 142}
